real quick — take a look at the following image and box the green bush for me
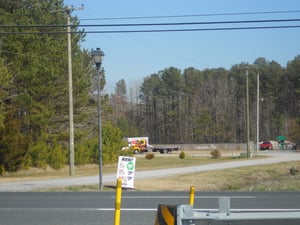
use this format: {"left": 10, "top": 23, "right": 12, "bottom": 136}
{"left": 210, "top": 149, "right": 222, "bottom": 159}
{"left": 120, "top": 147, "right": 134, "bottom": 157}
{"left": 48, "top": 144, "right": 67, "bottom": 170}
{"left": 75, "top": 142, "right": 93, "bottom": 165}
{"left": 179, "top": 151, "right": 186, "bottom": 159}
{"left": 145, "top": 153, "right": 155, "bottom": 160}
{"left": 0, "top": 164, "right": 5, "bottom": 176}
{"left": 25, "top": 141, "right": 49, "bottom": 169}
{"left": 102, "top": 122, "right": 125, "bottom": 164}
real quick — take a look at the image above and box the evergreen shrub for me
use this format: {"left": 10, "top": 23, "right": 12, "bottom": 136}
{"left": 179, "top": 151, "right": 186, "bottom": 159}
{"left": 210, "top": 149, "right": 222, "bottom": 159}
{"left": 48, "top": 144, "right": 67, "bottom": 170}
{"left": 145, "top": 153, "right": 155, "bottom": 160}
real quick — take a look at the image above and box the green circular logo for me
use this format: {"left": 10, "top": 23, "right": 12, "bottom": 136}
{"left": 127, "top": 162, "right": 134, "bottom": 170}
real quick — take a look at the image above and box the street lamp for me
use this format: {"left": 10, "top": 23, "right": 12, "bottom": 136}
{"left": 91, "top": 48, "right": 105, "bottom": 190}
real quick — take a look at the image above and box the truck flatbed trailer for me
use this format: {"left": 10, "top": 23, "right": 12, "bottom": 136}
{"left": 151, "top": 146, "right": 179, "bottom": 154}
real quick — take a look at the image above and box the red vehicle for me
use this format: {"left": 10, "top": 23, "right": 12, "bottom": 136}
{"left": 260, "top": 141, "right": 273, "bottom": 150}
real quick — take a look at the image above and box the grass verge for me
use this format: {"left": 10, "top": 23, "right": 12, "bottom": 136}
{"left": 1, "top": 152, "right": 299, "bottom": 192}
{"left": 134, "top": 161, "right": 300, "bottom": 191}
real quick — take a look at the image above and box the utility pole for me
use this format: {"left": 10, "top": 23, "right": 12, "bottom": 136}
{"left": 51, "top": 5, "right": 84, "bottom": 176}
{"left": 245, "top": 69, "right": 250, "bottom": 158}
{"left": 66, "top": 5, "right": 83, "bottom": 176}
{"left": 52, "top": 5, "right": 84, "bottom": 176}
{"left": 256, "top": 72, "right": 260, "bottom": 154}
{"left": 66, "top": 7, "right": 75, "bottom": 176}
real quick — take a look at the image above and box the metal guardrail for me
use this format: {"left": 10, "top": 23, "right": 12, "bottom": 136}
{"left": 155, "top": 197, "right": 300, "bottom": 225}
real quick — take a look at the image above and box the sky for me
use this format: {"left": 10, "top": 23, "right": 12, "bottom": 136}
{"left": 63, "top": 0, "right": 300, "bottom": 93}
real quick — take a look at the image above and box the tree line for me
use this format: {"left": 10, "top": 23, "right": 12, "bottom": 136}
{"left": 1, "top": 0, "right": 299, "bottom": 173}
{"left": 0, "top": 0, "right": 124, "bottom": 173}
{"left": 111, "top": 57, "right": 300, "bottom": 146}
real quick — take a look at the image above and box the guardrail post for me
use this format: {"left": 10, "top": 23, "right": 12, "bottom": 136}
{"left": 114, "top": 178, "right": 122, "bottom": 225}
{"left": 189, "top": 186, "right": 195, "bottom": 206}
{"left": 219, "top": 197, "right": 230, "bottom": 215}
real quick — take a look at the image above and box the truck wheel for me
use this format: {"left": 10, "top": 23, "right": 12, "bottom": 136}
{"left": 163, "top": 149, "right": 168, "bottom": 154}
{"left": 133, "top": 149, "right": 139, "bottom": 154}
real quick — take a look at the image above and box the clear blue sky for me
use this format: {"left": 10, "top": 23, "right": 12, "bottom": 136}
{"left": 64, "top": 0, "right": 300, "bottom": 93}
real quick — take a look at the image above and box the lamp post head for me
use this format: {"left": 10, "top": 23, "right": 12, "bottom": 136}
{"left": 91, "top": 48, "right": 104, "bottom": 70}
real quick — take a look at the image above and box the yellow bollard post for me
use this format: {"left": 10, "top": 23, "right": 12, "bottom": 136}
{"left": 114, "top": 178, "right": 122, "bottom": 225}
{"left": 189, "top": 186, "right": 195, "bottom": 206}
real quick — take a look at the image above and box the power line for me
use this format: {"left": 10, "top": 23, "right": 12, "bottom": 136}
{"left": 1, "top": 24, "right": 300, "bottom": 34}
{"left": 78, "top": 10, "right": 300, "bottom": 21}
{"left": 1, "top": 18, "right": 300, "bottom": 28}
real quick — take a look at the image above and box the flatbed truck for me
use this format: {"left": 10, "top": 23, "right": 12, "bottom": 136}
{"left": 122, "top": 137, "right": 179, "bottom": 154}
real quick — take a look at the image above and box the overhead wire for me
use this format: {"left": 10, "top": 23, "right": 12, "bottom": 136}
{"left": 2, "top": 24, "right": 300, "bottom": 34}
{"left": 1, "top": 10, "right": 300, "bottom": 34}
{"left": 1, "top": 18, "right": 300, "bottom": 28}
{"left": 78, "top": 10, "right": 300, "bottom": 21}
{"left": 1, "top": 24, "right": 300, "bottom": 35}
{"left": 0, "top": 25, "right": 300, "bottom": 35}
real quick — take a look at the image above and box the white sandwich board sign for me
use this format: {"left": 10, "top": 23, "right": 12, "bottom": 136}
{"left": 116, "top": 156, "right": 136, "bottom": 188}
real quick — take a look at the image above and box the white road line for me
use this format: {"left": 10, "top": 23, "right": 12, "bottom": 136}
{"left": 96, "top": 208, "right": 300, "bottom": 212}
{"left": 96, "top": 208, "right": 157, "bottom": 211}
{"left": 1, "top": 208, "right": 299, "bottom": 212}
{"left": 195, "top": 209, "right": 300, "bottom": 212}
{"left": 0, "top": 208, "right": 157, "bottom": 211}
{"left": 117, "top": 195, "right": 256, "bottom": 199}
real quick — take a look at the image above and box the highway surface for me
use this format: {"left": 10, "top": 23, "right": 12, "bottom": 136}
{"left": 1, "top": 191, "right": 300, "bottom": 225}
{"left": 1, "top": 151, "right": 300, "bottom": 224}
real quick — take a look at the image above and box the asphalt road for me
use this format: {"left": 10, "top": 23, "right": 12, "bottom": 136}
{"left": 1, "top": 151, "right": 300, "bottom": 225}
{"left": 1, "top": 191, "right": 300, "bottom": 225}
{"left": 1, "top": 151, "right": 300, "bottom": 192}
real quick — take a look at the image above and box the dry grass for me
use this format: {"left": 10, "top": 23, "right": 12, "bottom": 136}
{"left": 1, "top": 151, "right": 299, "bottom": 192}
{"left": 133, "top": 161, "right": 300, "bottom": 191}
{"left": 0, "top": 151, "right": 243, "bottom": 181}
